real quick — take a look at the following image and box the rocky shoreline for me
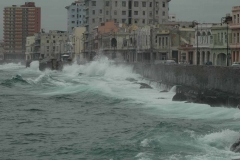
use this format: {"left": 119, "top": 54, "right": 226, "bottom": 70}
{"left": 172, "top": 85, "right": 240, "bottom": 108}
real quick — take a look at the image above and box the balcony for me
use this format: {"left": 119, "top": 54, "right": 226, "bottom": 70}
{"left": 230, "top": 43, "right": 240, "bottom": 49}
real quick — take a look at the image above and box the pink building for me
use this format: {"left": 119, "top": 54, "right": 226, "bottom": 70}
{"left": 230, "top": 6, "right": 240, "bottom": 62}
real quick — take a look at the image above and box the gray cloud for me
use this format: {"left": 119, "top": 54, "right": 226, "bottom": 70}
{"left": 0, "top": 0, "right": 240, "bottom": 40}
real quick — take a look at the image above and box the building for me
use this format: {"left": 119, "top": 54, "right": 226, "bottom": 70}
{"left": 39, "top": 30, "right": 70, "bottom": 60}
{"left": 3, "top": 2, "right": 41, "bottom": 60}
{"left": 25, "top": 36, "right": 35, "bottom": 60}
{"left": 194, "top": 23, "right": 213, "bottom": 65}
{"left": 0, "top": 41, "right": 4, "bottom": 60}
{"left": 72, "top": 27, "right": 86, "bottom": 63}
{"left": 84, "top": 0, "right": 171, "bottom": 56}
{"left": 230, "top": 6, "right": 240, "bottom": 63}
{"left": 85, "top": 0, "right": 171, "bottom": 33}
{"left": 210, "top": 23, "right": 232, "bottom": 66}
{"left": 66, "top": 0, "right": 86, "bottom": 33}
{"left": 168, "top": 14, "right": 176, "bottom": 22}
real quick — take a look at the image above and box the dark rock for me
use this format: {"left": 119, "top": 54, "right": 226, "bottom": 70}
{"left": 138, "top": 83, "right": 153, "bottom": 89}
{"left": 126, "top": 78, "right": 138, "bottom": 82}
{"left": 231, "top": 139, "right": 240, "bottom": 153}
{"left": 172, "top": 93, "right": 187, "bottom": 101}
{"left": 160, "top": 90, "right": 168, "bottom": 93}
{"left": 157, "top": 97, "right": 166, "bottom": 99}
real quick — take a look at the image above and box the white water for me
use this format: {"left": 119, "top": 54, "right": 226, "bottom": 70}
{"left": 1, "top": 58, "right": 240, "bottom": 160}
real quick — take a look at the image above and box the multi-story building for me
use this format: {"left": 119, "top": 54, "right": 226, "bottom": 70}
{"left": 0, "top": 41, "right": 4, "bottom": 60}
{"left": 230, "top": 6, "right": 240, "bottom": 63}
{"left": 168, "top": 14, "right": 176, "bottom": 22}
{"left": 194, "top": 23, "right": 212, "bottom": 65}
{"left": 25, "top": 36, "right": 35, "bottom": 60}
{"left": 72, "top": 27, "right": 86, "bottom": 63}
{"left": 3, "top": 2, "right": 41, "bottom": 60}
{"left": 85, "top": 0, "right": 171, "bottom": 33}
{"left": 66, "top": 0, "right": 86, "bottom": 33}
{"left": 39, "top": 30, "right": 70, "bottom": 59}
{"left": 210, "top": 23, "right": 232, "bottom": 66}
{"left": 84, "top": 0, "right": 171, "bottom": 55}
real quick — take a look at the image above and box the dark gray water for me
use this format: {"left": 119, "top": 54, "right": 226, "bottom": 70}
{"left": 0, "top": 60, "right": 240, "bottom": 160}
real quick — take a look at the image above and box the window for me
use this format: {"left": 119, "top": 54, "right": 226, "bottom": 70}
{"left": 99, "top": 9, "right": 102, "bottom": 14}
{"left": 122, "top": 11, "right": 126, "bottom": 15}
{"left": 142, "top": 19, "right": 145, "bottom": 24}
{"left": 99, "top": 18, "right": 102, "bottom": 22}
{"left": 149, "top": 11, "right": 152, "bottom": 17}
{"left": 166, "top": 37, "right": 168, "bottom": 46}
{"left": 134, "top": 11, "right": 138, "bottom": 15}
{"left": 122, "top": 1, "right": 126, "bottom": 7}
{"left": 47, "top": 40, "right": 49, "bottom": 43}
{"left": 92, "top": 18, "right": 95, "bottom": 23}
{"left": 234, "top": 15, "right": 236, "bottom": 24}
{"left": 142, "top": 2, "right": 146, "bottom": 7}
{"left": 92, "top": 1, "right": 96, "bottom": 6}
{"left": 156, "top": 10, "right": 158, "bottom": 15}
{"left": 72, "top": 21, "right": 75, "bottom": 23}
{"left": 122, "top": 19, "right": 126, "bottom": 23}
{"left": 106, "top": 11, "right": 109, "bottom": 15}
{"left": 143, "top": 11, "right": 145, "bottom": 15}
{"left": 237, "top": 33, "right": 239, "bottom": 43}
{"left": 238, "top": 14, "right": 240, "bottom": 24}
{"left": 162, "top": 11, "right": 165, "bottom": 16}
{"left": 115, "top": 1, "right": 118, "bottom": 7}
{"left": 163, "top": 2, "right": 165, "bottom": 7}
{"left": 114, "top": 10, "right": 117, "bottom": 15}
{"left": 135, "top": 20, "right": 138, "bottom": 24}
{"left": 92, "top": 10, "right": 95, "bottom": 15}
{"left": 106, "top": 1, "right": 109, "bottom": 6}
{"left": 134, "top": 1, "right": 138, "bottom": 7}
{"left": 149, "top": 2, "right": 152, "bottom": 7}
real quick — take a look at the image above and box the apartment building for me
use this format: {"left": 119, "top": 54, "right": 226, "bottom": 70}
{"left": 230, "top": 6, "right": 240, "bottom": 63}
{"left": 85, "top": 0, "right": 171, "bottom": 33}
{"left": 66, "top": 0, "right": 86, "bottom": 33}
{"left": 39, "top": 30, "right": 70, "bottom": 59}
{"left": 3, "top": 2, "right": 41, "bottom": 60}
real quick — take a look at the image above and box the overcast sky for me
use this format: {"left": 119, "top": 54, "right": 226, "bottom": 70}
{"left": 0, "top": 0, "right": 240, "bottom": 40}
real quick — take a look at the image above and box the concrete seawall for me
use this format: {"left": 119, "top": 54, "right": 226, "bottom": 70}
{"left": 133, "top": 63, "right": 240, "bottom": 107}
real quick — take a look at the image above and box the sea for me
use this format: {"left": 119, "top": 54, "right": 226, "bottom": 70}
{"left": 0, "top": 58, "right": 240, "bottom": 160}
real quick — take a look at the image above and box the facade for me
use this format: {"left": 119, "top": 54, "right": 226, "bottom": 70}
{"left": 210, "top": 23, "right": 232, "bottom": 66}
{"left": 230, "top": 6, "right": 240, "bottom": 63}
{"left": 194, "top": 23, "right": 212, "bottom": 65}
{"left": 25, "top": 36, "right": 35, "bottom": 60}
{"left": 3, "top": 2, "right": 41, "bottom": 60}
{"left": 39, "top": 30, "right": 70, "bottom": 60}
{"left": 0, "top": 41, "right": 4, "bottom": 60}
{"left": 168, "top": 14, "right": 176, "bottom": 22}
{"left": 72, "top": 27, "right": 86, "bottom": 63}
{"left": 85, "top": 0, "right": 171, "bottom": 33}
{"left": 66, "top": 0, "right": 86, "bottom": 33}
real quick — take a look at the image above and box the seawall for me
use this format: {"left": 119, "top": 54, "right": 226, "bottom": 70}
{"left": 133, "top": 63, "right": 240, "bottom": 107}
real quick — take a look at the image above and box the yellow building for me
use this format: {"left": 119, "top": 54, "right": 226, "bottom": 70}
{"left": 72, "top": 27, "right": 86, "bottom": 63}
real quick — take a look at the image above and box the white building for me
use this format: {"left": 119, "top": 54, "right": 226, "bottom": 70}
{"left": 66, "top": 0, "right": 86, "bottom": 33}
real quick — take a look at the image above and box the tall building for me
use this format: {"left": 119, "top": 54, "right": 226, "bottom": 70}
{"left": 230, "top": 6, "right": 240, "bottom": 63}
{"left": 66, "top": 0, "right": 86, "bottom": 33}
{"left": 85, "top": 0, "right": 171, "bottom": 33}
{"left": 3, "top": 2, "right": 41, "bottom": 60}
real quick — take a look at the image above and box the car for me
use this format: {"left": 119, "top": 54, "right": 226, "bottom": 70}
{"left": 232, "top": 62, "right": 240, "bottom": 67}
{"left": 164, "top": 60, "right": 177, "bottom": 65}
{"left": 205, "top": 61, "right": 213, "bottom": 65}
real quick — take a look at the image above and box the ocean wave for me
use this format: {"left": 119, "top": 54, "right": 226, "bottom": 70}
{"left": 1, "top": 74, "right": 29, "bottom": 87}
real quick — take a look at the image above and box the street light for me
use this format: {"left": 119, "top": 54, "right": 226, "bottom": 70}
{"left": 221, "top": 15, "right": 232, "bottom": 66}
{"left": 193, "top": 20, "right": 199, "bottom": 64}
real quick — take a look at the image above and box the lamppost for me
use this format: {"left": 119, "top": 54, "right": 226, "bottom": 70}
{"left": 221, "top": 15, "right": 232, "bottom": 66}
{"left": 193, "top": 20, "right": 199, "bottom": 64}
